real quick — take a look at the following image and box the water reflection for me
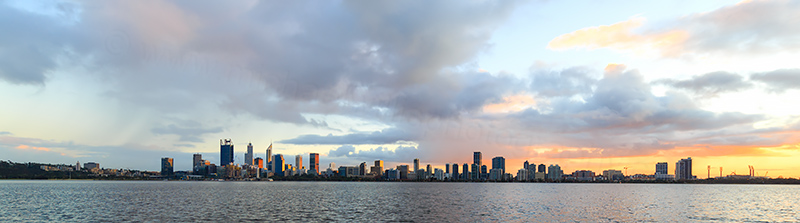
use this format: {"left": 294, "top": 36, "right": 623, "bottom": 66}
{"left": 0, "top": 181, "right": 798, "bottom": 222}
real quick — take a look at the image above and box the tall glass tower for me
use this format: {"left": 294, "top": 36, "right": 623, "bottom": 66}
{"left": 220, "top": 139, "right": 234, "bottom": 166}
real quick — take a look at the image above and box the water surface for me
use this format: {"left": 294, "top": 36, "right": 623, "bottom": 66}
{"left": 1, "top": 181, "right": 797, "bottom": 222}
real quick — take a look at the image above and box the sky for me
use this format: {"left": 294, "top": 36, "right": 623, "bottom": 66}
{"left": 2, "top": 0, "right": 800, "bottom": 178}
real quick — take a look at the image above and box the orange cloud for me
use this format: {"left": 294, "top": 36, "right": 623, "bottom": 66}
{"left": 15, "top": 144, "right": 51, "bottom": 152}
{"left": 482, "top": 94, "right": 537, "bottom": 113}
{"left": 548, "top": 17, "right": 688, "bottom": 57}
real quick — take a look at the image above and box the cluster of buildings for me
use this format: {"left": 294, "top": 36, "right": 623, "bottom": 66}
{"left": 37, "top": 161, "right": 159, "bottom": 178}
{"left": 159, "top": 139, "right": 698, "bottom": 182}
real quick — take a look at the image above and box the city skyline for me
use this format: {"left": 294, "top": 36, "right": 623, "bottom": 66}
{"left": 2, "top": 1, "right": 800, "bottom": 178}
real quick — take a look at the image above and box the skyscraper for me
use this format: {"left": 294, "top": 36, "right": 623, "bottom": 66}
{"left": 193, "top": 153, "right": 202, "bottom": 170}
{"left": 426, "top": 164, "right": 432, "bottom": 178}
{"left": 220, "top": 139, "right": 234, "bottom": 166}
{"left": 254, "top": 157, "right": 264, "bottom": 169}
{"left": 675, "top": 157, "right": 693, "bottom": 180}
{"left": 413, "top": 158, "right": 420, "bottom": 172}
{"left": 273, "top": 154, "right": 285, "bottom": 176}
{"left": 295, "top": 155, "right": 303, "bottom": 171}
{"left": 473, "top": 152, "right": 482, "bottom": 166}
{"left": 371, "top": 160, "right": 384, "bottom": 177}
{"left": 161, "top": 157, "right": 174, "bottom": 176}
{"left": 462, "top": 163, "right": 469, "bottom": 180}
{"left": 656, "top": 162, "right": 668, "bottom": 175}
{"left": 538, "top": 164, "right": 546, "bottom": 173}
{"left": 445, "top": 163, "right": 450, "bottom": 174}
{"left": 471, "top": 163, "right": 479, "bottom": 180}
{"left": 310, "top": 153, "right": 320, "bottom": 174}
{"left": 359, "top": 162, "right": 367, "bottom": 176}
{"left": 266, "top": 143, "right": 273, "bottom": 171}
{"left": 523, "top": 160, "right": 529, "bottom": 170}
{"left": 245, "top": 142, "right": 254, "bottom": 166}
{"left": 547, "top": 164, "right": 562, "bottom": 180}
{"left": 451, "top": 163, "right": 459, "bottom": 180}
{"left": 492, "top": 156, "right": 506, "bottom": 175}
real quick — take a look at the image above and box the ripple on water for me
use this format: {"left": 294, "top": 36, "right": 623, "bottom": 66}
{"left": 0, "top": 181, "right": 799, "bottom": 222}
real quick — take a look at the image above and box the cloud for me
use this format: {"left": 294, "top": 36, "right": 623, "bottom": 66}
{"left": 547, "top": 17, "right": 688, "bottom": 56}
{"left": 750, "top": 69, "right": 800, "bottom": 93}
{"left": 329, "top": 145, "right": 356, "bottom": 157}
{"left": 279, "top": 127, "right": 415, "bottom": 145}
{"left": 529, "top": 66, "right": 598, "bottom": 97}
{"left": 654, "top": 71, "right": 752, "bottom": 97}
{"left": 0, "top": 131, "right": 11, "bottom": 136}
{"left": 548, "top": 0, "right": 800, "bottom": 57}
{"left": 151, "top": 120, "right": 223, "bottom": 143}
{"left": 327, "top": 145, "right": 421, "bottom": 163}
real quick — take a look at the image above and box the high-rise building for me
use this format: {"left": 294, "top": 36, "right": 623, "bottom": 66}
{"left": 473, "top": 152, "right": 482, "bottom": 166}
{"left": 426, "top": 164, "right": 432, "bottom": 178}
{"left": 471, "top": 163, "right": 479, "bottom": 180}
{"left": 273, "top": 154, "right": 285, "bottom": 176}
{"left": 398, "top": 165, "right": 409, "bottom": 179}
{"left": 295, "top": 155, "right": 303, "bottom": 171}
{"left": 538, "top": 164, "right": 546, "bottom": 173}
{"left": 193, "top": 153, "right": 202, "bottom": 170}
{"left": 357, "top": 162, "right": 366, "bottom": 176}
{"left": 445, "top": 163, "right": 450, "bottom": 174}
{"left": 675, "top": 157, "right": 693, "bottom": 180}
{"left": 371, "top": 160, "right": 384, "bottom": 177}
{"left": 309, "top": 153, "right": 320, "bottom": 174}
{"left": 245, "top": 143, "right": 254, "bottom": 166}
{"left": 656, "top": 162, "right": 668, "bottom": 175}
{"left": 481, "top": 165, "right": 488, "bottom": 179}
{"left": 161, "top": 157, "right": 174, "bottom": 176}
{"left": 523, "top": 160, "right": 529, "bottom": 170}
{"left": 547, "top": 164, "right": 562, "bottom": 180}
{"left": 492, "top": 156, "right": 506, "bottom": 175}
{"left": 603, "top": 169, "right": 624, "bottom": 180}
{"left": 572, "top": 170, "right": 595, "bottom": 181}
{"left": 462, "top": 163, "right": 469, "bottom": 180}
{"left": 451, "top": 163, "right": 459, "bottom": 180}
{"left": 254, "top": 157, "right": 264, "bottom": 169}
{"left": 266, "top": 143, "right": 273, "bottom": 171}
{"left": 220, "top": 139, "right": 234, "bottom": 166}
{"left": 413, "top": 158, "right": 420, "bottom": 172}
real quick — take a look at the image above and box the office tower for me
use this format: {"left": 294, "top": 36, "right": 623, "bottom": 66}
{"left": 538, "top": 163, "right": 546, "bottom": 173}
{"left": 254, "top": 157, "right": 264, "bottom": 169}
{"left": 547, "top": 164, "right": 562, "bottom": 180}
{"left": 413, "top": 158, "right": 420, "bottom": 172}
{"left": 359, "top": 162, "right": 367, "bottom": 176}
{"left": 75, "top": 161, "right": 80, "bottom": 171}
{"left": 273, "top": 154, "right": 285, "bottom": 176}
{"left": 473, "top": 152, "right": 482, "bottom": 166}
{"left": 266, "top": 143, "right": 273, "bottom": 171}
{"left": 675, "top": 157, "right": 693, "bottom": 180}
{"left": 245, "top": 143, "right": 254, "bottom": 166}
{"left": 309, "top": 153, "right": 320, "bottom": 174}
{"left": 161, "top": 157, "right": 174, "bottom": 176}
{"left": 471, "top": 163, "right": 479, "bottom": 180}
{"left": 193, "top": 154, "right": 202, "bottom": 170}
{"left": 220, "top": 139, "right": 234, "bottom": 166}
{"left": 295, "top": 155, "right": 303, "bottom": 171}
{"left": 481, "top": 165, "right": 487, "bottom": 179}
{"left": 452, "top": 163, "right": 459, "bottom": 180}
{"left": 398, "top": 165, "right": 409, "bottom": 179}
{"left": 492, "top": 156, "right": 506, "bottom": 175}
{"left": 426, "top": 164, "right": 432, "bottom": 177}
{"left": 523, "top": 160, "right": 529, "bottom": 170}
{"left": 462, "top": 163, "right": 469, "bottom": 180}
{"left": 656, "top": 162, "right": 668, "bottom": 175}
{"left": 371, "top": 160, "right": 384, "bottom": 177}
{"left": 445, "top": 164, "right": 450, "bottom": 174}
